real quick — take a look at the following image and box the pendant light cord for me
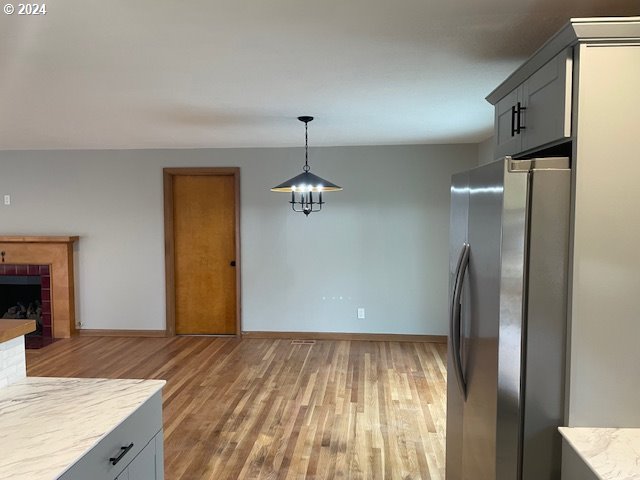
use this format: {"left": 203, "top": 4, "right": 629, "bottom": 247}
{"left": 303, "top": 120, "right": 310, "bottom": 172}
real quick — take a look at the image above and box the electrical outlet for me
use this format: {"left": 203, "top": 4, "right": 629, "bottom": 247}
{"left": 3, "top": 195, "right": 10, "bottom": 206}
{"left": 357, "top": 308, "right": 365, "bottom": 319}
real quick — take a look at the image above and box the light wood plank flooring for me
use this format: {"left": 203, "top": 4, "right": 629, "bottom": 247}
{"left": 27, "top": 337, "right": 447, "bottom": 479}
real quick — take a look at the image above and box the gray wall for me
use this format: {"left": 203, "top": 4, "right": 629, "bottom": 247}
{"left": 477, "top": 136, "right": 495, "bottom": 166}
{"left": 0, "top": 145, "right": 476, "bottom": 334}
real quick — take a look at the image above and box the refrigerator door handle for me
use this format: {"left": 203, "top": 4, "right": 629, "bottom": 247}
{"left": 451, "top": 243, "right": 470, "bottom": 399}
{"left": 450, "top": 245, "right": 465, "bottom": 353}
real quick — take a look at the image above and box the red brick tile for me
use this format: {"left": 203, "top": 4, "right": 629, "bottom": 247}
{"left": 16, "top": 265, "right": 27, "bottom": 275}
{"left": 39, "top": 265, "right": 50, "bottom": 275}
{"left": 41, "top": 289, "right": 50, "bottom": 301}
{"left": 41, "top": 325, "right": 52, "bottom": 337}
{"left": 41, "top": 312, "right": 52, "bottom": 326}
{"left": 41, "top": 276, "right": 50, "bottom": 288}
{"left": 41, "top": 301, "right": 51, "bottom": 314}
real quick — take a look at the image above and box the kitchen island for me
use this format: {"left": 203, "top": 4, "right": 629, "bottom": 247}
{"left": 0, "top": 320, "right": 165, "bottom": 479}
{"left": 0, "top": 377, "right": 165, "bottom": 480}
{"left": 560, "top": 427, "right": 640, "bottom": 480}
{"left": 0, "top": 319, "right": 35, "bottom": 388}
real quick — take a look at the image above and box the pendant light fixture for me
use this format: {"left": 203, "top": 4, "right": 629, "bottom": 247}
{"left": 271, "top": 116, "right": 342, "bottom": 216}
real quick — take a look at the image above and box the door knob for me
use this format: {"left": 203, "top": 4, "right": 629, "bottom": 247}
{"left": 230, "top": 261, "right": 236, "bottom": 267}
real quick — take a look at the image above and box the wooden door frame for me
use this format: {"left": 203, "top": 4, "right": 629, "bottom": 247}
{"left": 163, "top": 167, "right": 241, "bottom": 337}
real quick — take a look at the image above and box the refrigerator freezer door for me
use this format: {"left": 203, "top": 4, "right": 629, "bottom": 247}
{"left": 463, "top": 160, "right": 524, "bottom": 480}
{"left": 494, "top": 162, "right": 529, "bottom": 480}
{"left": 446, "top": 172, "right": 470, "bottom": 480}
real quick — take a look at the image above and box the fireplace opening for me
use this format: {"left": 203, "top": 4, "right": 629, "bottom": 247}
{"left": 0, "top": 264, "right": 53, "bottom": 348}
{"left": 0, "top": 276, "right": 42, "bottom": 334}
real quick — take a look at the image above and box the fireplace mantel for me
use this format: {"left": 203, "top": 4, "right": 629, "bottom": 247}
{"left": 0, "top": 236, "right": 78, "bottom": 243}
{"left": 0, "top": 236, "right": 78, "bottom": 338}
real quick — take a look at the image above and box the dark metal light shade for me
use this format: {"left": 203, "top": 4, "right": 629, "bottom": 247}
{"left": 270, "top": 171, "right": 342, "bottom": 192}
{"left": 272, "top": 115, "right": 341, "bottom": 216}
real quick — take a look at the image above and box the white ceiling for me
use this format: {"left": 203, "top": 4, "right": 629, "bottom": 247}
{"left": 0, "top": 1, "right": 637, "bottom": 150}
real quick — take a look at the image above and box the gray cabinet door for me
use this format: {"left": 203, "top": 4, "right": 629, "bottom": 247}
{"left": 115, "top": 469, "right": 129, "bottom": 480}
{"left": 127, "top": 437, "right": 157, "bottom": 480}
{"left": 58, "top": 393, "right": 163, "bottom": 480}
{"left": 112, "top": 432, "right": 163, "bottom": 480}
{"left": 494, "top": 87, "right": 522, "bottom": 158}
{"left": 494, "top": 48, "right": 572, "bottom": 158}
{"left": 521, "top": 48, "right": 572, "bottom": 152}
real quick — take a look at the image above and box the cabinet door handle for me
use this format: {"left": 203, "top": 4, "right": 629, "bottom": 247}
{"left": 109, "top": 443, "right": 134, "bottom": 466}
{"left": 511, "top": 105, "right": 517, "bottom": 137}
{"left": 516, "top": 101, "right": 527, "bottom": 134}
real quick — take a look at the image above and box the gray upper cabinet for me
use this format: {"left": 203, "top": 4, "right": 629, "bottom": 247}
{"left": 494, "top": 87, "right": 521, "bottom": 158}
{"left": 494, "top": 48, "right": 572, "bottom": 157}
{"left": 521, "top": 49, "right": 573, "bottom": 152}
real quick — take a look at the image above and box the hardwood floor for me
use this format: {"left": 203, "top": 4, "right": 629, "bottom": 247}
{"left": 27, "top": 336, "right": 447, "bottom": 479}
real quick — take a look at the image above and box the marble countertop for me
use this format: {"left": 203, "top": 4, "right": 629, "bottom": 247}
{"left": 0, "top": 376, "right": 165, "bottom": 480}
{"left": 560, "top": 427, "right": 640, "bottom": 480}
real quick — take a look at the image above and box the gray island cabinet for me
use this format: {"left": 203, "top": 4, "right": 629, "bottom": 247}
{"left": 0, "top": 377, "right": 165, "bottom": 480}
{"left": 59, "top": 389, "right": 164, "bottom": 480}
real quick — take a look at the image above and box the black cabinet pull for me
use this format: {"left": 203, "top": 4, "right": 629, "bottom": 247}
{"left": 109, "top": 443, "right": 134, "bottom": 466}
{"left": 510, "top": 102, "right": 527, "bottom": 136}
{"left": 516, "top": 101, "right": 527, "bottom": 134}
{"left": 230, "top": 260, "right": 236, "bottom": 267}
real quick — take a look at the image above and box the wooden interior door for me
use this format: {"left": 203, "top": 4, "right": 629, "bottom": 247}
{"left": 171, "top": 173, "right": 238, "bottom": 335}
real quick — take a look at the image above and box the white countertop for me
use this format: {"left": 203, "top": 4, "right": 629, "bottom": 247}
{"left": 560, "top": 427, "right": 640, "bottom": 480}
{"left": 0, "top": 377, "right": 165, "bottom": 480}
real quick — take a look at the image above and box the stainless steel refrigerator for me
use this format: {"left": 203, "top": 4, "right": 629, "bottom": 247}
{"left": 446, "top": 157, "right": 571, "bottom": 480}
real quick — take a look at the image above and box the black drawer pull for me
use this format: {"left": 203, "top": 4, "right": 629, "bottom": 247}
{"left": 109, "top": 443, "right": 134, "bottom": 466}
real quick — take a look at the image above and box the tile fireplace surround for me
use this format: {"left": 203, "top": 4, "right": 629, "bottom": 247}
{"left": 0, "top": 264, "right": 52, "bottom": 344}
{"left": 0, "top": 236, "right": 78, "bottom": 338}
